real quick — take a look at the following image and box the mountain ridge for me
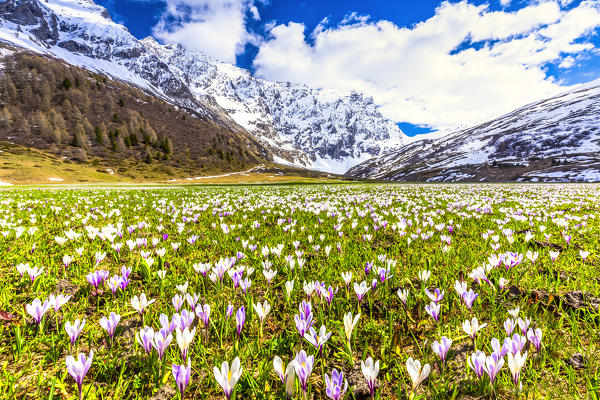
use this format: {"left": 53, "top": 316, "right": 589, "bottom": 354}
{"left": 0, "top": 0, "right": 407, "bottom": 173}
{"left": 346, "top": 80, "right": 600, "bottom": 182}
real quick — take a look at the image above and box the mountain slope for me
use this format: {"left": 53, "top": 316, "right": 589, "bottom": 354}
{"left": 347, "top": 80, "right": 600, "bottom": 182}
{"left": 0, "top": 0, "right": 406, "bottom": 173}
{"left": 0, "top": 47, "right": 267, "bottom": 178}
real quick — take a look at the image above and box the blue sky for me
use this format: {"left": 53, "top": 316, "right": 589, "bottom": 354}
{"left": 98, "top": 0, "right": 600, "bottom": 136}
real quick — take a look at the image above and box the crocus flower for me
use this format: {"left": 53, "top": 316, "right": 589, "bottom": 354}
{"left": 425, "top": 288, "right": 444, "bottom": 304}
{"left": 236, "top": 306, "right": 246, "bottom": 337}
{"left": 353, "top": 281, "right": 370, "bottom": 302}
{"left": 406, "top": 357, "right": 430, "bottom": 395}
{"left": 27, "top": 266, "right": 44, "bottom": 283}
{"left": 273, "top": 356, "right": 287, "bottom": 383}
{"left": 431, "top": 336, "right": 452, "bottom": 364}
{"left": 66, "top": 351, "right": 93, "bottom": 400}
{"left": 517, "top": 317, "right": 531, "bottom": 335}
{"left": 454, "top": 280, "right": 467, "bottom": 298}
{"left": 580, "top": 250, "right": 590, "bottom": 263}
{"left": 325, "top": 369, "right": 348, "bottom": 400}
{"left": 285, "top": 280, "right": 295, "bottom": 300}
{"left": 484, "top": 353, "right": 504, "bottom": 384}
{"left": 462, "top": 290, "right": 478, "bottom": 310}
{"left": 418, "top": 270, "right": 431, "bottom": 283}
{"left": 186, "top": 293, "right": 200, "bottom": 310}
{"left": 463, "top": 317, "right": 487, "bottom": 340}
{"left": 343, "top": 312, "right": 360, "bottom": 344}
{"left": 361, "top": 357, "right": 379, "bottom": 397}
{"left": 293, "top": 350, "right": 314, "bottom": 393}
{"left": 507, "top": 333, "right": 527, "bottom": 355}
{"left": 226, "top": 304, "right": 234, "bottom": 319}
{"left": 159, "top": 313, "right": 177, "bottom": 333}
{"left": 549, "top": 251, "right": 560, "bottom": 263}
{"left": 507, "top": 351, "right": 528, "bottom": 389}
{"left": 213, "top": 357, "right": 243, "bottom": 400}
{"left": 341, "top": 271, "right": 352, "bottom": 287}
{"left": 468, "top": 350, "right": 486, "bottom": 378}
{"left": 86, "top": 270, "right": 109, "bottom": 289}
{"left": 65, "top": 319, "right": 85, "bottom": 353}
{"left": 26, "top": 298, "right": 51, "bottom": 325}
{"left": 425, "top": 302, "right": 441, "bottom": 322}
{"left": 304, "top": 325, "right": 332, "bottom": 354}
{"left": 527, "top": 328, "right": 542, "bottom": 352}
{"left": 172, "top": 294, "right": 185, "bottom": 312}
{"left": 504, "top": 318, "right": 516, "bottom": 335}
{"left": 99, "top": 312, "right": 121, "bottom": 343}
{"left": 131, "top": 293, "right": 155, "bottom": 318}
{"left": 491, "top": 337, "right": 509, "bottom": 358}
{"left": 48, "top": 293, "right": 71, "bottom": 312}
{"left": 176, "top": 327, "right": 196, "bottom": 360}
{"left": 172, "top": 358, "right": 192, "bottom": 399}
{"left": 253, "top": 300, "right": 271, "bottom": 323}
{"left": 106, "top": 276, "right": 123, "bottom": 296}
{"left": 153, "top": 328, "right": 173, "bottom": 361}
{"left": 397, "top": 288, "right": 409, "bottom": 306}
{"left": 136, "top": 326, "right": 155, "bottom": 356}
{"left": 196, "top": 303, "right": 211, "bottom": 327}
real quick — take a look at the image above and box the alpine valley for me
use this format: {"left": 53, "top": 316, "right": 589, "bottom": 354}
{"left": 1, "top": 0, "right": 599, "bottom": 182}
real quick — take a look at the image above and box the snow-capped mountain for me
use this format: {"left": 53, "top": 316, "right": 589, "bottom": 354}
{"left": 347, "top": 80, "right": 600, "bottom": 182}
{"left": 0, "top": 0, "right": 406, "bottom": 173}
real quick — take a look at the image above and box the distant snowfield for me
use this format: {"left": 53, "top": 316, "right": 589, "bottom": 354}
{"left": 0, "top": 181, "right": 13, "bottom": 186}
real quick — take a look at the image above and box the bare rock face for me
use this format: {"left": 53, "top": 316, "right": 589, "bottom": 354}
{"left": 0, "top": 0, "right": 406, "bottom": 173}
{"left": 347, "top": 81, "right": 600, "bottom": 182}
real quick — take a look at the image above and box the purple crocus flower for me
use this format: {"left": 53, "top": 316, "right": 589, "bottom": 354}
{"left": 226, "top": 304, "right": 234, "bottom": 319}
{"left": 293, "top": 350, "right": 314, "bottom": 393}
{"left": 364, "top": 261, "right": 374, "bottom": 275}
{"left": 196, "top": 303, "right": 211, "bottom": 327}
{"left": 527, "top": 328, "right": 543, "bottom": 352}
{"left": 236, "top": 306, "right": 246, "bottom": 337}
{"left": 325, "top": 369, "right": 348, "bottom": 400}
{"left": 121, "top": 266, "right": 132, "bottom": 279}
{"left": 86, "top": 270, "right": 109, "bottom": 290}
{"left": 66, "top": 351, "right": 93, "bottom": 400}
{"left": 468, "top": 350, "right": 486, "bottom": 378}
{"left": 507, "top": 333, "right": 526, "bottom": 355}
{"left": 484, "top": 353, "right": 504, "bottom": 384}
{"left": 504, "top": 318, "right": 516, "bottom": 336}
{"left": 172, "top": 294, "right": 185, "bottom": 312}
{"left": 172, "top": 359, "right": 191, "bottom": 399}
{"left": 431, "top": 336, "right": 452, "bottom": 364}
{"left": 153, "top": 328, "right": 173, "bottom": 361}
{"left": 462, "top": 290, "right": 478, "bottom": 310}
{"left": 65, "top": 319, "right": 85, "bottom": 353}
{"left": 517, "top": 317, "right": 531, "bottom": 335}
{"left": 425, "top": 302, "right": 441, "bottom": 322}
{"left": 136, "top": 326, "right": 155, "bottom": 356}
{"left": 99, "top": 312, "right": 121, "bottom": 343}
{"left": 26, "top": 298, "right": 51, "bottom": 325}
{"left": 159, "top": 313, "right": 177, "bottom": 333}
{"left": 178, "top": 309, "right": 195, "bottom": 330}
{"left": 425, "top": 288, "right": 445, "bottom": 304}
{"left": 491, "top": 338, "right": 509, "bottom": 358}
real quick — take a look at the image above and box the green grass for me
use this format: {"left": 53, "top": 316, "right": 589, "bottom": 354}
{"left": 0, "top": 184, "right": 598, "bottom": 399}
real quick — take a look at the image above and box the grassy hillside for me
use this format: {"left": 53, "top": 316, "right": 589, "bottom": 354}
{"left": 0, "top": 142, "right": 345, "bottom": 185}
{"left": 0, "top": 47, "right": 268, "bottom": 176}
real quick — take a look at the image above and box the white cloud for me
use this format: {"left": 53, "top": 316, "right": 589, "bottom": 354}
{"left": 153, "top": 0, "right": 257, "bottom": 63}
{"left": 254, "top": 0, "right": 600, "bottom": 131}
{"left": 500, "top": 0, "right": 511, "bottom": 7}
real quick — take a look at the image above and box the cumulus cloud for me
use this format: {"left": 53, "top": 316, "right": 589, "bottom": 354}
{"left": 253, "top": 0, "right": 600, "bottom": 131}
{"left": 153, "top": 0, "right": 258, "bottom": 63}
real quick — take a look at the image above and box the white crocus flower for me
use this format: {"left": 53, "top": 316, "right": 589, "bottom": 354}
{"left": 406, "top": 357, "right": 430, "bottom": 393}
